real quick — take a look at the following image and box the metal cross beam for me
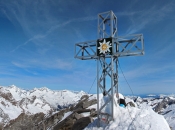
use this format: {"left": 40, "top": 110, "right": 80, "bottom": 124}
{"left": 75, "top": 34, "right": 144, "bottom": 59}
{"left": 74, "top": 11, "right": 144, "bottom": 124}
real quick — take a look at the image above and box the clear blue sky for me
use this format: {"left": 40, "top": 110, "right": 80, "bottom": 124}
{"left": 0, "top": 0, "right": 174, "bottom": 95}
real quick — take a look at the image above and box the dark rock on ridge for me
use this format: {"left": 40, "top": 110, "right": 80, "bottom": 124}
{"left": 154, "top": 97, "right": 175, "bottom": 113}
{"left": 72, "top": 117, "right": 93, "bottom": 130}
{"left": 4, "top": 113, "right": 45, "bottom": 130}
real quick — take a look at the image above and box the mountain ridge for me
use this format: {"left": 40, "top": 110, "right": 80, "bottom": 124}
{"left": 0, "top": 85, "right": 174, "bottom": 129}
{"left": 0, "top": 85, "right": 86, "bottom": 127}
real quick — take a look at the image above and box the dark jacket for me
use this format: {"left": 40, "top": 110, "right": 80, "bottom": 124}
{"left": 119, "top": 98, "right": 126, "bottom": 106}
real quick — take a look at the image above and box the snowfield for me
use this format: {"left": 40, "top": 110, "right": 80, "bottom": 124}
{"left": 85, "top": 107, "right": 170, "bottom": 130}
{"left": 84, "top": 94, "right": 171, "bottom": 130}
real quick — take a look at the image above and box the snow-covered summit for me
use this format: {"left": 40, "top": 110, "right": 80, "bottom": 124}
{"left": 85, "top": 94, "right": 171, "bottom": 130}
{"left": 130, "top": 95, "right": 175, "bottom": 129}
{"left": 85, "top": 107, "right": 170, "bottom": 130}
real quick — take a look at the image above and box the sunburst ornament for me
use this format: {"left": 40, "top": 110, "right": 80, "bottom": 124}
{"left": 97, "top": 38, "right": 112, "bottom": 55}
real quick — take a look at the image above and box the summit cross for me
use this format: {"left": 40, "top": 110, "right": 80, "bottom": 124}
{"left": 74, "top": 10, "right": 144, "bottom": 123}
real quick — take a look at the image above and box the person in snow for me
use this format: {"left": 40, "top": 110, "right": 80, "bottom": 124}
{"left": 116, "top": 93, "right": 127, "bottom": 108}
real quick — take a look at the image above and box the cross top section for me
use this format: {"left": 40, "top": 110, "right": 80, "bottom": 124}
{"left": 75, "top": 11, "right": 144, "bottom": 60}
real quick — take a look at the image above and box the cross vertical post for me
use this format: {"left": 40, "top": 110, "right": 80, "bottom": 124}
{"left": 97, "top": 11, "right": 118, "bottom": 122}
{"left": 74, "top": 10, "right": 144, "bottom": 125}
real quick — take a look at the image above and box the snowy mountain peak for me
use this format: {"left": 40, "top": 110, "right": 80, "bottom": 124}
{"left": 8, "top": 85, "right": 22, "bottom": 92}
{"left": 34, "top": 87, "right": 50, "bottom": 92}
{"left": 0, "top": 85, "right": 87, "bottom": 126}
{"left": 8, "top": 84, "right": 17, "bottom": 88}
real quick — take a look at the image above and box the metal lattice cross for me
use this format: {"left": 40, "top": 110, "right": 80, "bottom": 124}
{"left": 74, "top": 10, "right": 144, "bottom": 124}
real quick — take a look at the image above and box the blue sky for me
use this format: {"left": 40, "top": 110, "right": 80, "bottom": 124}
{"left": 0, "top": 0, "right": 175, "bottom": 95}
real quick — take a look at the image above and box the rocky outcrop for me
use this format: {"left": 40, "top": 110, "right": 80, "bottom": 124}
{"left": 72, "top": 117, "right": 93, "bottom": 130}
{"left": 0, "top": 91, "right": 16, "bottom": 106}
{"left": 52, "top": 95, "right": 97, "bottom": 130}
{"left": 127, "top": 101, "right": 135, "bottom": 107}
{"left": 4, "top": 113, "right": 45, "bottom": 130}
{"left": 154, "top": 97, "right": 175, "bottom": 114}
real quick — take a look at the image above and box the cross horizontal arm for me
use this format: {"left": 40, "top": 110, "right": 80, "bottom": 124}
{"left": 74, "top": 40, "right": 97, "bottom": 60}
{"left": 74, "top": 34, "right": 144, "bottom": 60}
{"left": 114, "top": 34, "right": 144, "bottom": 57}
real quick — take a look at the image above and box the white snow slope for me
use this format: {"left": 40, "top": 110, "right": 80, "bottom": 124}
{"left": 84, "top": 94, "right": 170, "bottom": 130}
{"left": 132, "top": 95, "right": 175, "bottom": 130}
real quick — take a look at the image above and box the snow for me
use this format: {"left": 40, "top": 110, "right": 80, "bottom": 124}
{"left": 0, "top": 85, "right": 87, "bottom": 125}
{"left": 27, "top": 88, "right": 86, "bottom": 109}
{"left": 161, "top": 104, "right": 175, "bottom": 129}
{"left": 8, "top": 85, "right": 23, "bottom": 101}
{"left": 119, "top": 93, "right": 124, "bottom": 99}
{"left": 133, "top": 95, "right": 175, "bottom": 129}
{"left": 125, "top": 97, "right": 136, "bottom": 106}
{"left": 169, "top": 96, "right": 175, "bottom": 100}
{"left": 0, "top": 98, "right": 21, "bottom": 120}
{"left": 0, "top": 85, "right": 173, "bottom": 129}
{"left": 84, "top": 94, "right": 170, "bottom": 130}
{"left": 147, "top": 94, "right": 156, "bottom": 97}
{"left": 59, "top": 111, "right": 72, "bottom": 123}
{"left": 82, "top": 112, "right": 90, "bottom": 117}
{"left": 22, "top": 98, "right": 51, "bottom": 114}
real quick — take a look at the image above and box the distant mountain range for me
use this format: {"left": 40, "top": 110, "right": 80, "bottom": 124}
{"left": 0, "top": 85, "right": 86, "bottom": 127}
{"left": 0, "top": 85, "right": 174, "bottom": 129}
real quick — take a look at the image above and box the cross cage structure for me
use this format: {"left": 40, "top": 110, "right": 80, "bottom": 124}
{"left": 74, "top": 11, "right": 144, "bottom": 123}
